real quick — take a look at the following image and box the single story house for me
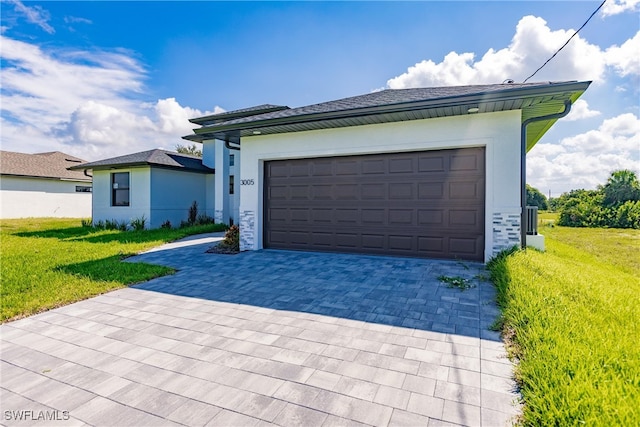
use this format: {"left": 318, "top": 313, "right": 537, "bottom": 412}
{"left": 183, "top": 81, "right": 590, "bottom": 262}
{"left": 0, "top": 151, "right": 92, "bottom": 218}
{"left": 68, "top": 149, "right": 231, "bottom": 229}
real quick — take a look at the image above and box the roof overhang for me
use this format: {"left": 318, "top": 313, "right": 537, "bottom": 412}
{"left": 184, "top": 81, "right": 591, "bottom": 150}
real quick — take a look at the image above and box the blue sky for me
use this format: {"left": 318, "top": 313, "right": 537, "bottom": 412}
{"left": 1, "top": 0, "right": 638, "bottom": 195}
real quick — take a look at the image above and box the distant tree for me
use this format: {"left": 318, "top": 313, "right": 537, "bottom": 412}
{"left": 175, "top": 143, "right": 202, "bottom": 157}
{"left": 601, "top": 169, "right": 640, "bottom": 207}
{"left": 555, "top": 171, "right": 640, "bottom": 229}
{"left": 526, "top": 184, "right": 549, "bottom": 210}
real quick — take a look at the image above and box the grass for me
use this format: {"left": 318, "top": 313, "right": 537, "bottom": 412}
{"left": 0, "top": 218, "right": 227, "bottom": 322}
{"left": 488, "top": 218, "right": 640, "bottom": 426}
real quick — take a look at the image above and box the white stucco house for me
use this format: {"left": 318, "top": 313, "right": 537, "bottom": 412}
{"left": 184, "top": 81, "right": 590, "bottom": 262}
{"left": 68, "top": 149, "right": 235, "bottom": 229}
{"left": 0, "top": 151, "right": 92, "bottom": 218}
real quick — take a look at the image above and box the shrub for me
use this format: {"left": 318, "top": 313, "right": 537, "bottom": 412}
{"left": 556, "top": 171, "right": 640, "bottom": 229}
{"left": 220, "top": 224, "right": 240, "bottom": 252}
{"left": 130, "top": 215, "right": 146, "bottom": 231}
{"left": 613, "top": 200, "right": 640, "bottom": 229}
{"left": 188, "top": 201, "right": 198, "bottom": 225}
{"left": 196, "top": 213, "right": 215, "bottom": 226}
{"left": 81, "top": 218, "right": 93, "bottom": 228}
{"left": 104, "top": 219, "right": 128, "bottom": 231}
{"left": 94, "top": 220, "right": 105, "bottom": 229}
{"left": 161, "top": 220, "right": 172, "bottom": 229}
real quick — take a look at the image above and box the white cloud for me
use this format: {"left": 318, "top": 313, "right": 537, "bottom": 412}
{"left": 0, "top": 35, "right": 223, "bottom": 161}
{"left": 387, "top": 15, "right": 638, "bottom": 89}
{"left": 4, "top": 0, "right": 54, "bottom": 34}
{"left": 64, "top": 16, "right": 92, "bottom": 25}
{"left": 601, "top": 0, "right": 640, "bottom": 16}
{"left": 528, "top": 113, "right": 640, "bottom": 195}
{"left": 563, "top": 99, "right": 601, "bottom": 121}
{"left": 604, "top": 31, "right": 640, "bottom": 77}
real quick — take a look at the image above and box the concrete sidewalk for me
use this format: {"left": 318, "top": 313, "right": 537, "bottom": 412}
{"left": 1, "top": 242, "right": 520, "bottom": 426}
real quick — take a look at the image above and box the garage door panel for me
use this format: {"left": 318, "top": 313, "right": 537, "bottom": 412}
{"left": 362, "top": 209, "right": 385, "bottom": 224}
{"left": 335, "top": 184, "right": 359, "bottom": 200}
{"left": 449, "top": 237, "right": 482, "bottom": 256}
{"left": 450, "top": 153, "right": 481, "bottom": 171}
{"left": 449, "top": 209, "right": 480, "bottom": 226}
{"left": 389, "top": 183, "right": 414, "bottom": 199}
{"left": 265, "top": 148, "right": 485, "bottom": 261}
{"left": 418, "top": 236, "right": 444, "bottom": 252}
{"left": 389, "top": 158, "right": 414, "bottom": 173}
{"left": 418, "top": 156, "right": 446, "bottom": 172}
{"left": 335, "top": 209, "right": 358, "bottom": 224}
{"left": 418, "top": 209, "right": 445, "bottom": 226}
{"left": 311, "top": 160, "right": 333, "bottom": 176}
{"left": 418, "top": 182, "right": 445, "bottom": 199}
{"left": 336, "top": 233, "right": 358, "bottom": 247}
{"left": 362, "top": 183, "right": 386, "bottom": 199}
{"left": 362, "top": 159, "right": 386, "bottom": 174}
{"left": 449, "top": 181, "right": 483, "bottom": 199}
{"left": 336, "top": 160, "right": 359, "bottom": 175}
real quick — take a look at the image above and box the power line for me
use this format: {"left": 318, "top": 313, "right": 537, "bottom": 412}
{"left": 523, "top": 0, "right": 607, "bottom": 83}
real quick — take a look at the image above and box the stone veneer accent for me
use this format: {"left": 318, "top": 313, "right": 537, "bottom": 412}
{"left": 214, "top": 210, "right": 224, "bottom": 224}
{"left": 492, "top": 212, "right": 521, "bottom": 257}
{"left": 239, "top": 210, "right": 255, "bottom": 251}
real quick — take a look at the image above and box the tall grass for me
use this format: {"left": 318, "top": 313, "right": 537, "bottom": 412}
{"left": 489, "top": 224, "right": 640, "bottom": 425}
{"left": 1, "top": 218, "right": 227, "bottom": 322}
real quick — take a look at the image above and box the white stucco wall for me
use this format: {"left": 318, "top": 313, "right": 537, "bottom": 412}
{"left": 239, "top": 110, "right": 523, "bottom": 262}
{"left": 92, "top": 168, "right": 151, "bottom": 227}
{"left": 149, "top": 168, "right": 210, "bottom": 228}
{"left": 0, "top": 176, "right": 92, "bottom": 218}
{"left": 203, "top": 139, "right": 240, "bottom": 225}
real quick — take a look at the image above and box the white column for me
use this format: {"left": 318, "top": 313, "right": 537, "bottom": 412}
{"left": 214, "top": 139, "right": 230, "bottom": 224}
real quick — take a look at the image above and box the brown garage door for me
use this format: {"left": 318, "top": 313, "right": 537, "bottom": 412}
{"left": 264, "top": 147, "right": 485, "bottom": 261}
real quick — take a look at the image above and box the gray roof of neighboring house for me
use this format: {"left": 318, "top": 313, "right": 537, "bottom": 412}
{"left": 68, "top": 149, "right": 214, "bottom": 173}
{"left": 184, "top": 81, "right": 591, "bottom": 151}
{"left": 0, "top": 151, "right": 92, "bottom": 182}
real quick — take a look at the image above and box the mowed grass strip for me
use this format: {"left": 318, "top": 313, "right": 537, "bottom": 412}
{"left": 1, "top": 218, "right": 227, "bottom": 322}
{"left": 489, "top": 224, "right": 640, "bottom": 426}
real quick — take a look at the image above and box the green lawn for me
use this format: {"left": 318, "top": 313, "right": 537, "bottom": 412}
{"left": 0, "top": 218, "right": 227, "bottom": 322}
{"left": 489, "top": 218, "right": 640, "bottom": 426}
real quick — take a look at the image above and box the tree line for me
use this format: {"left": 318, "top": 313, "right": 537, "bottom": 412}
{"left": 528, "top": 170, "right": 640, "bottom": 229}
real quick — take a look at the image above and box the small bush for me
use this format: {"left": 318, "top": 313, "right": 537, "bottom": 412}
{"left": 196, "top": 213, "right": 215, "bottom": 226}
{"left": 94, "top": 220, "right": 105, "bottom": 229}
{"left": 208, "top": 224, "right": 239, "bottom": 254}
{"left": 104, "top": 219, "right": 128, "bottom": 231}
{"left": 81, "top": 218, "right": 93, "bottom": 228}
{"left": 222, "top": 224, "right": 240, "bottom": 250}
{"left": 188, "top": 201, "right": 198, "bottom": 225}
{"left": 130, "top": 215, "right": 146, "bottom": 231}
{"left": 161, "top": 220, "right": 172, "bottom": 229}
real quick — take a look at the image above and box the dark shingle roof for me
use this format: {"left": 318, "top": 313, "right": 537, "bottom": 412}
{"left": 189, "top": 104, "right": 289, "bottom": 126}
{"left": 184, "top": 81, "right": 591, "bottom": 151}
{"left": 0, "top": 151, "right": 91, "bottom": 181}
{"left": 68, "top": 149, "right": 214, "bottom": 173}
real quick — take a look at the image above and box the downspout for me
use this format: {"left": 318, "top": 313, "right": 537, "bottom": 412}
{"left": 520, "top": 100, "right": 572, "bottom": 249}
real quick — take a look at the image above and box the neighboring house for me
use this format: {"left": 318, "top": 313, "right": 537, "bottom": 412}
{"left": 0, "top": 151, "right": 92, "bottom": 219}
{"left": 68, "top": 149, "right": 220, "bottom": 229}
{"left": 183, "top": 81, "right": 590, "bottom": 262}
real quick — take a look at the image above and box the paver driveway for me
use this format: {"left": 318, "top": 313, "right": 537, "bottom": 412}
{"left": 1, "top": 235, "right": 520, "bottom": 426}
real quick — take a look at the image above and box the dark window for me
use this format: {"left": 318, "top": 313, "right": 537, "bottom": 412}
{"left": 75, "top": 186, "right": 92, "bottom": 193}
{"left": 111, "top": 172, "right": 130, "bottom": 206}
{"left": 229, "top": 175, "right": 234, "bottom": 195}
{"left": 230, "top": 154, "right": 235, "bottom": 167}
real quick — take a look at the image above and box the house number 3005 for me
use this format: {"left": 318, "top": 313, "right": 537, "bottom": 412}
{"left": 240, "top": 179, "right": 255, "bottom": 186}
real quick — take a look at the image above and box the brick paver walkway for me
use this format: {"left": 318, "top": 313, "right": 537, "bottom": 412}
{"left": 1, "top": 236, "right": 520, "bottom": 426}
